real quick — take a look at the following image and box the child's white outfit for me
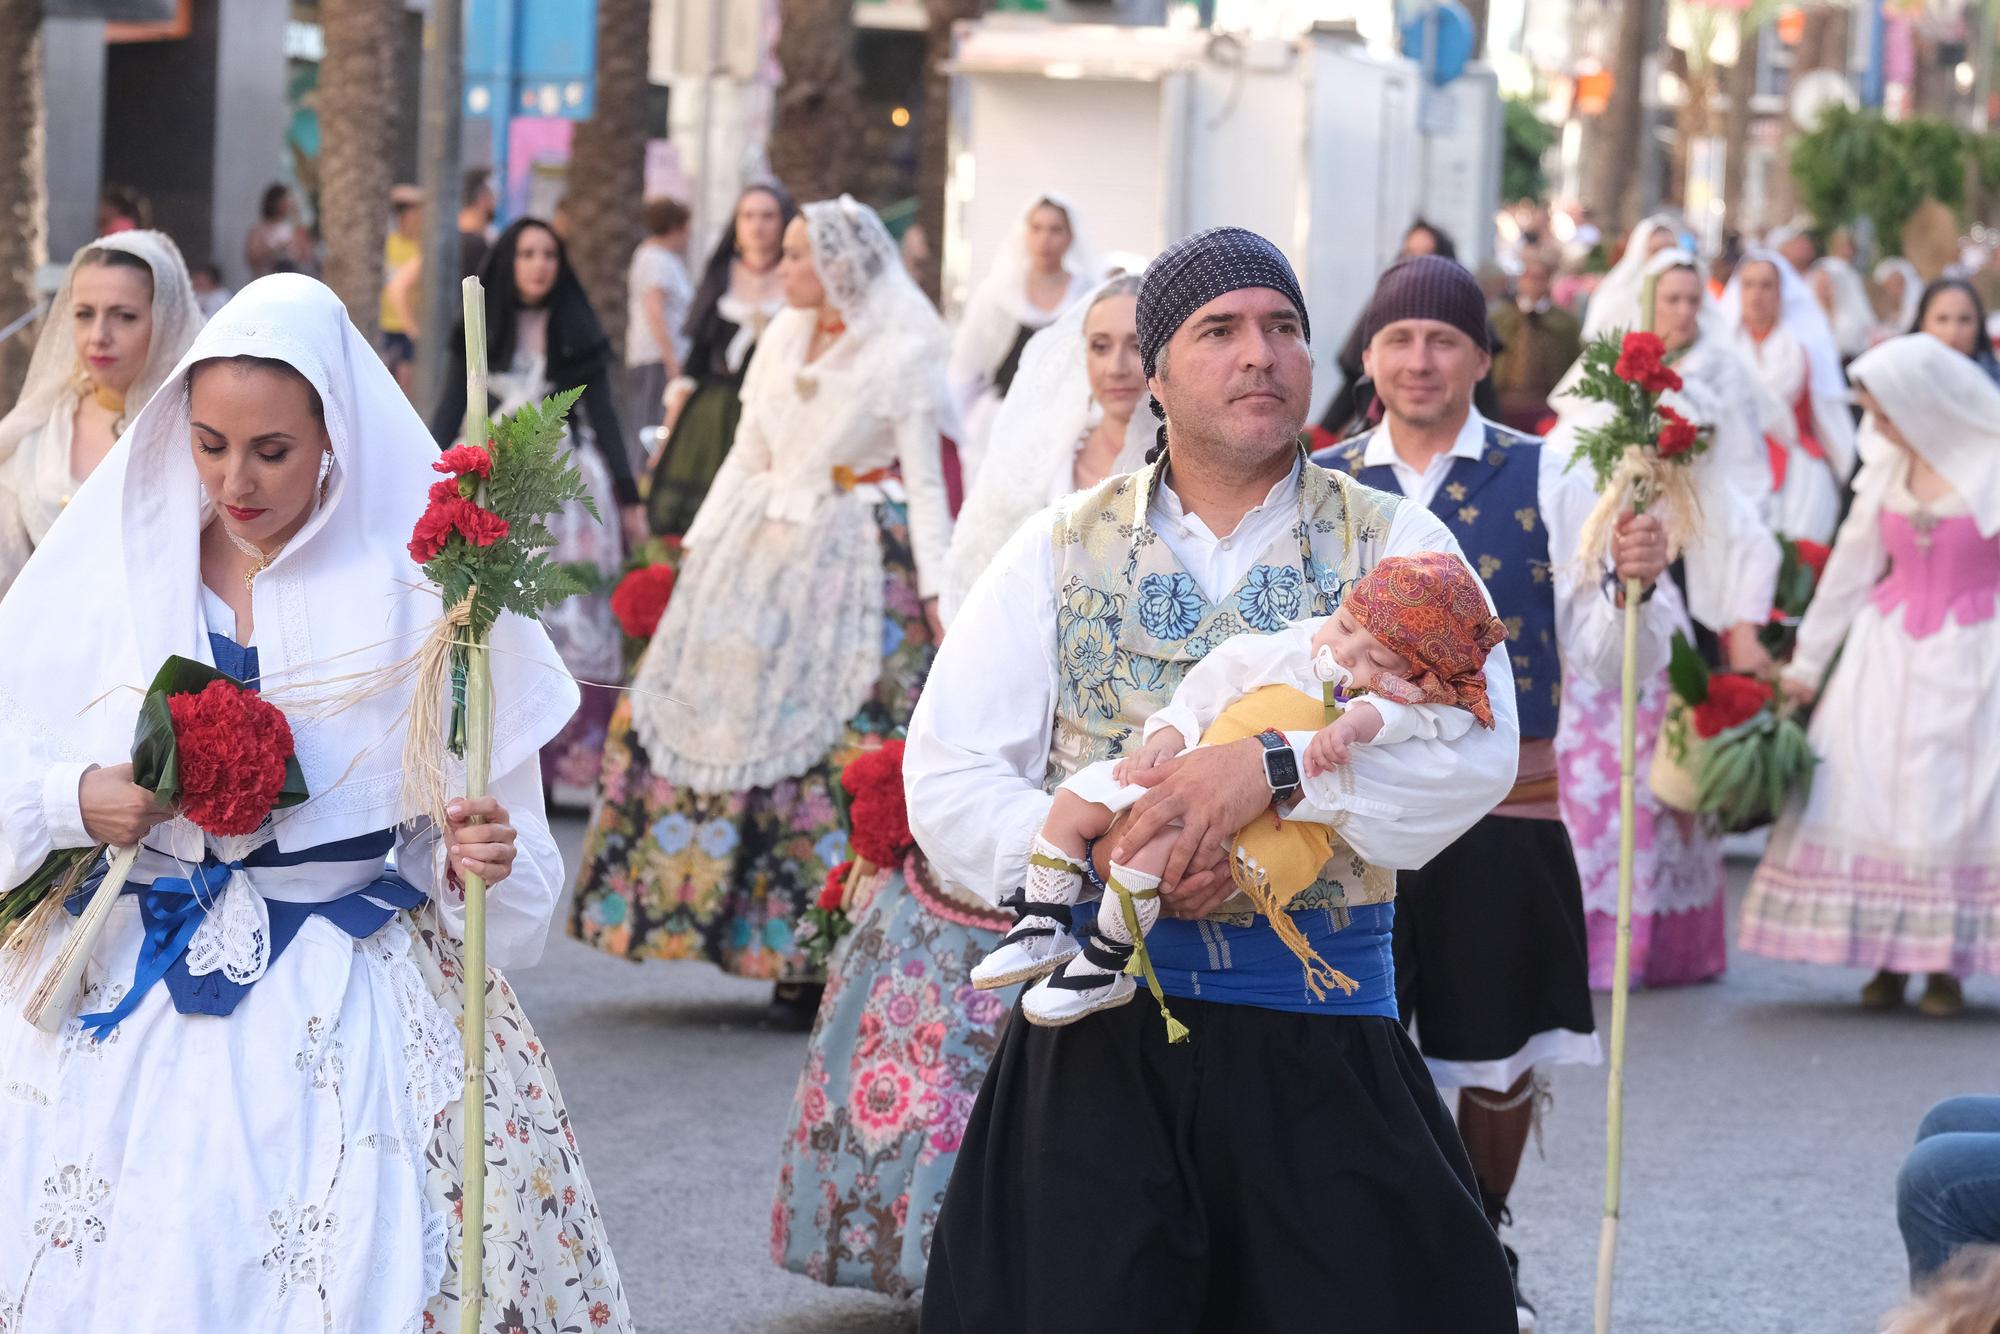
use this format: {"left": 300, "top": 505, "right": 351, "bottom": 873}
{"left": 972, "top": 616, "right": 1475, "bottom": 1028}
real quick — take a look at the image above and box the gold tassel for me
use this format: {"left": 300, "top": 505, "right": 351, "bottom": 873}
{"left": 1231, "top": 852, "right": 1358, "bottom": 1001}
{"left": 1108, "top": 877, "right": 1189, "bottom": 1044}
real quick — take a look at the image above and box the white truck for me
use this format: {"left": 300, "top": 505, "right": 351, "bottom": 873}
{"left": 944, "top": 14, "right": 1501, "bottom": 420}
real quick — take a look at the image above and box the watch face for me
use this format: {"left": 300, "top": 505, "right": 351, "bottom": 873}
{"left": 1266, "top": 747, "right": 1300, "bottom": 788}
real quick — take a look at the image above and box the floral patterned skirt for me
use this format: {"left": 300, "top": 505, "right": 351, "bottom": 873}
{"left": 417, "top": 919, "right": 631, "bottom": 1334}
{"left": 568, "top": 500, "right": 934, "bottom": 981}
{"left": 1556, "top": 671, "right": 1729, "bottom": 989}
{"left": 771, "top": 853, "right": 1013, "bottom": 1298}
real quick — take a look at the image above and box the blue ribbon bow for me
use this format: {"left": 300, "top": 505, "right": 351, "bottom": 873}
{"left": 75, "top": 859, "right": 237, "bottom": 1039}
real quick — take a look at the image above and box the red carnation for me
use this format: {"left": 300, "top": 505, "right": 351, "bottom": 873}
{"left": 1656, "top": 405, "right": 1700, "bottom": 458}
{"left": 166, "top": 679, "right": 295, "bottom": 837}
{"left": 610, "top": 564, "right": 676, "bottom": 641}
{"left": 435, "top": 445, "right": 494, "bottom": 479}
{"left": 453, "top": 501, "right": 510, "bottom": 548}
{"left": 409, "top": 496, "right": 460, "bottom": 564}
{"left": 1691, "top": 673, "right": 1773, "bottom": 739}
{"left": 1614, "top": 331, "right": 1682, "bottom": 394}
{"left": 819, "top": 861, "right": 854, "bottom": 911}
{"left": 1794, "top": 539, "right": 1831, "bottom": 581}
{"left": 841, "top": 741, "right": 913, "bottom": 865}
{"left": 409, "top": 492, "right": 511, "bottom": 564}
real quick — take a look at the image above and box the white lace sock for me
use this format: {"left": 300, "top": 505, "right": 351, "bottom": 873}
{"left": 1096, "top": 863, "right": 1162, "bottom": 947}
{"left": 1024, "top": 835, "right": 1084, "bottom": 912}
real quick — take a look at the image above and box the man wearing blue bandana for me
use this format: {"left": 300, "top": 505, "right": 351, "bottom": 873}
{"left": 907, "top": 227, "right": 1520, "bottom": 1331}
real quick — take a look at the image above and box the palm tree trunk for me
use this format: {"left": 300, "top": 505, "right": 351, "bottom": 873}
{"left": 0, "top": 0, "right": 45, "bottom": 411}
{"left": 916, "top": 0, "right": 981, "bottom": 303}
{"left": 770, "top": 0, "right": 860, "bottom": 204}
{"left": 318, "top": 0, "right": 402, "bottom": 345}
{"left": 1722, "top": 28, "right": 1757, "bottom": 235}
{"left": 1587, "top": 0, "right": 1651, "bottom": 236}
{"left": 565, "top": 0, "right": 651, "bottom": 369}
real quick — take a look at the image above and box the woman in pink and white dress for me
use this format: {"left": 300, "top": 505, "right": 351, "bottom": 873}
{"left": 1742, "top": 333, "right": 2000, "bottom": 1018}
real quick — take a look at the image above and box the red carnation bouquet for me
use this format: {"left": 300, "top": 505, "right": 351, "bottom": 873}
{"left": 8, "top": 655, "right": 308, "bottom": 1029}
{"left": 1565, "top": 328, "right": 1712, "bottom": 571}
{"left": 1758, "top": 535, "right": 1832, "bottom": 663}
{"left": 797, "top": 741, "right": 916, "bottom": 972}
{"left": 1650, "top": 633, "right": 1816, "bottom": 831}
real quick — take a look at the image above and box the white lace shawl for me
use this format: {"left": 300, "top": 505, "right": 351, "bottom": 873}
{"left": 629, "top": 301, "right": 953, "bottom": 793}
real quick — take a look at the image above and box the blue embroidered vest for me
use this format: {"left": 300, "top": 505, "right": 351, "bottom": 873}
{"left": 1313, "top": 421, "right": 1563, "bottom": 738}
{"left": 1043, "top": 454, "right": 1403, "bottom": 920}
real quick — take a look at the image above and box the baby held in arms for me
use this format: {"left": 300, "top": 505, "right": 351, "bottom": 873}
{"left": 971, "top": 551, "right": 1507, "bottom": 1033}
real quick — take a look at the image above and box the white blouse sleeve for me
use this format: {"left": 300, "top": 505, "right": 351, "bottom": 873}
{"left": 0, "top": 755, "right": 96, "bottom": 894}
{"left": 904, "top": 513, "right": 1061, "bottom": 907}
{"left": 401, "top": 757, "right": 564, "bottom": 970}
{"left": 1540, "top": 446, "right": 1675, "bottom": 689}
{"left": 1360, "top": 697, "right": 1474, "bottom": 747}
{"left": 891, "top": 375, "right": 953, "bottom": 600}
{"left": 1281, "top": 505, "right": 1520, "bottom": 869}
{"left": 1786, "top": 485, "right": 1887, "bottom": 687}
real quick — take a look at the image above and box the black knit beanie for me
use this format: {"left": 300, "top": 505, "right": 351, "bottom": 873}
{"left": 1360, "top": 254, "right": 1490, "bottom": 351}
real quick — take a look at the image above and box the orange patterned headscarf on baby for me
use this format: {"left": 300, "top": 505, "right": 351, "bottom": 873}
{"left": 1344, "top": 551, "right": 1508, "bottom": 729}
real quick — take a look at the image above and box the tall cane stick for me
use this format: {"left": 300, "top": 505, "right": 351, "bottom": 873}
{"left": 457, "top": 275, "right": 493, "bottom": 1334}
{"left": 1595, "top": 272, "right": 1658, "bottom": 1334}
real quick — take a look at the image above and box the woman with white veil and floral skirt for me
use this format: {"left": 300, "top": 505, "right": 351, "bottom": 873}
{"left": 569, "top": 197, "right": 953, "bottom": 1027}
{"left": 1545, "top": 248, "right": 1782, "bottom": 988}
{"left": 766, "top": 269, "right": 1149, "bottom": 1300}
{"left": 0, "top": 275, "right": 627, "bottom": 1333}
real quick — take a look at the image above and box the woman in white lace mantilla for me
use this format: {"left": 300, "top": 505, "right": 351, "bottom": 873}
{"left": 0, "top": 229, "right": 202, "bottom": 597}
{"left": 940, "top": 273, "right": 1152, "bottom": 625}
{"left": 0, "top": 276, "right": 628, "bottom": 1334}
{"left": 946, "top": 194, "right": 1097, "bottom": 493}
{"left": 571, "top": 197, "right": 952, "bottom": 1015}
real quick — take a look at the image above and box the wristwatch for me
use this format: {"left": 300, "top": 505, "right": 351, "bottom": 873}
{"left": 1257, "top": 729, "right": 1300, "bottom": 805}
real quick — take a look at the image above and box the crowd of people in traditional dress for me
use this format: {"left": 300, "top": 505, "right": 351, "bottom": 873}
{"left": 1, "top": 174, "right": 1997, "bottom": 1334}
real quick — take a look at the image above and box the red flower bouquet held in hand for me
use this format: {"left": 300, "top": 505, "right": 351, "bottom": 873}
{"left": 797, "top": 742, "right": 918, "bottom": 973}
{"left": 10, "top": 656, "right": 309, "bottom": 1031}
{"left": 1565, "top": 327, "right": 1712, "bottom": 572}
{"left": 1652, "top": 633, "right": 1816, "bottom": 832}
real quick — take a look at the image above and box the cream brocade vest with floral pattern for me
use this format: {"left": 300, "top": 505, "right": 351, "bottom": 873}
{"left": 1044, "top": 455, "right": 1404, "bottom": 924}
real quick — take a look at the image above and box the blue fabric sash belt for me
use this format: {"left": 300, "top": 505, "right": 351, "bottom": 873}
{"left": 64, "top": 829, "right": 419, "bottom": 1038}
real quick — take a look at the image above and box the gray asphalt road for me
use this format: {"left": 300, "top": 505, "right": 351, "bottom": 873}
{"left": 514, "top": 818, "right": 1994, "bottom": 1333}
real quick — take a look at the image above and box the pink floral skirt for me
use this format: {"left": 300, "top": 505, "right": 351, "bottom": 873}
{"left": 770, "top": 852, "right": 1011, "bottom": 1298}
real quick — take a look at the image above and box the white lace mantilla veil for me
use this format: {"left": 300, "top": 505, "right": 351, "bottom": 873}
{"left": 804, "top": 194, "right": 950, "bottom": 360}
{"left": 1580, "top": 213, "right": 1684, "bottom": 342}
{"left": 0, "top": 229, "right": 204, "bottom": 467}
{"left": 0, "top": 274, "right": 576, "bottom": 866}
{"left": 939, "top": 275, "right": 1152, "bottom": 625}
{"left": 947, "top": 193, "right": 1098, "bottom": 419}
{"left": 1848, "top": 332, "right": 2000, "bottom": 539}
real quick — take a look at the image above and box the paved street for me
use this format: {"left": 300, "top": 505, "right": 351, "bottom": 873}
{"left": 517, "top": 816, "right": 1996, "bottom": 1333}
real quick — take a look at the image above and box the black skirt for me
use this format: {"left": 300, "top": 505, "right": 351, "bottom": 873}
{"left": 921, "top": 993, "right": 1517, "bottom": 1333}
{"left": 1394, "top": 814, "right": 1597, "bottom": 1066}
